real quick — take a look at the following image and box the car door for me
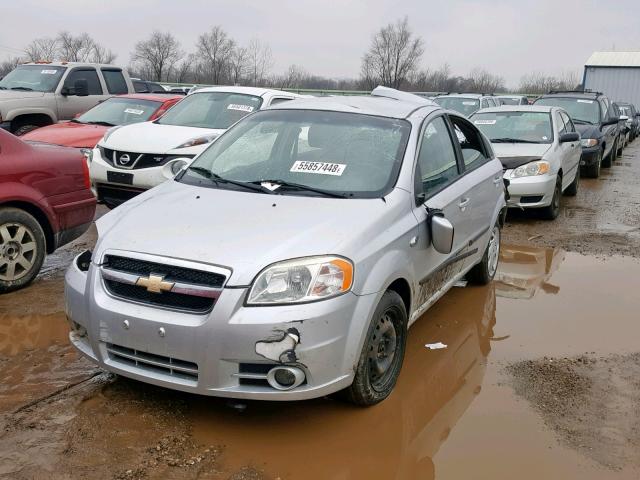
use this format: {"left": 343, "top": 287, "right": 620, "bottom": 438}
{"left": 559, "top": 110, "right": 581, "bottom": 186}
{"left": 409, "top": 114, "right": 474, "bottom": 318}
{"left": 599, "top": 98, "right": 616, "bottom": 156}
{"left": 448, "top": 114, "right": 503, "bottom": 250}
{"left": 56, "top": 67, "right": 107, "bottom": 120}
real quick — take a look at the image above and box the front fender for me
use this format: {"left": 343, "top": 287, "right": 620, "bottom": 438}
{"left": 4, "top": 105, "right": 57, "bottom": 123}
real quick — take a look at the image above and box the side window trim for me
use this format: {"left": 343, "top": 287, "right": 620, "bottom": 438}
{"left": 412, "top": 113, "right": 463, "bottom": 204}
{"left": 447, "top": 113, "right": 492, "bottom": 173}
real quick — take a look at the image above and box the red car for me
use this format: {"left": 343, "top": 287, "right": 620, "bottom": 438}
{"left": 0, "top": 129, "right": 96, "bottom": 292}
{"left": 21, "top": 94, "right": 183, "bottom": 149}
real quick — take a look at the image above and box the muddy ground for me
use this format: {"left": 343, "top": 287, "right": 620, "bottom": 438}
{"left": 1, "top": 142, "right": 640, "bottom": 479}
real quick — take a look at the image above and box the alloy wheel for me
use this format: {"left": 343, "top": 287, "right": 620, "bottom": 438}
{"left": 0, "top": 222, "right": 38, "bottom": 281}
{"left": 487, "top": 225, "right": 500, "bottom": 277}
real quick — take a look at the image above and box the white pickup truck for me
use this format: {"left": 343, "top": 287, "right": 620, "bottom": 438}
{"left": 0, "top": 62, "right": 135, "bottom": 135}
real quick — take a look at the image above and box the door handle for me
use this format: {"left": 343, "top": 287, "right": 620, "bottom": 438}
{"left": 458, "top": 197, "right": 471, "bottom": 209}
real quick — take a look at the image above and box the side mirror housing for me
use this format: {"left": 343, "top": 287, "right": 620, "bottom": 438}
{"left": 620, "top": 115, "right": 629, "bottom": 121}
{"left": 74, "top": 79, "right": 89, "bottom": 97}
{"left": 559, "top": 132, "right": 580, "bottom": 143}
{"left": 430, "top": 214, "right": 454, "bottom": 254}
{"left": 601, "top": 117, "right": 619, "bottom": 128}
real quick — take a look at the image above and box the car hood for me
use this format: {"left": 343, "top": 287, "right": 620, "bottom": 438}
{"left": 94, "top": 181, "right": 411, "bottom": 286}
{"left": 102, "top": 121, "right": 225, "bottom": 153}
{"left": 574, "top": 123, "right": 600, "bottom": 139}
{"left": 0, "top": 90, "right": 46, "bottom": 101}
{"left": 22, "top": 122, "right": 107, "bottom": 148}
{"left": 492, "top": 143, "right": 551, "bottom": 170}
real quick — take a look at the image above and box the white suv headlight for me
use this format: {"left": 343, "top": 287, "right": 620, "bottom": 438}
{"left": 511, "top": 160, "right": 550, "bottom": 178}
{"left": 175, "top": 134, "right": 218, "bottom": 149}
{"left": 247, "top": 256, "right": 354, "bottom": 305}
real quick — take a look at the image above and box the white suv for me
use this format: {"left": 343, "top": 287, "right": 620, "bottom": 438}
{"left": 89, "top": 86, "right": 301, "bottom": 207}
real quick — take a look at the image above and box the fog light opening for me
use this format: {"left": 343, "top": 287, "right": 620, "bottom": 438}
{"left": 266, "top": 366, "right": 305, "bottom": 390}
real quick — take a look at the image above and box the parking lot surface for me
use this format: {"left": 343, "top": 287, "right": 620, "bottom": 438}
{"left": 1, "top": 144, "right": 639, "bottom": 479}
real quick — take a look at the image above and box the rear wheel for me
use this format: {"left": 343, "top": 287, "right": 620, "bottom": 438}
{"left": 585, "top": 149, "right": 602, "bottom": 178}
{"left": 345, "top": 290, "right": 407, "bottom": 406}
{"left": 540, "top": 176, "right": 562, "bottom": 220}
{"left": 0, "top": 208, "right": 46, "bottom": 293}
{"left": 468, "top": 223, "right": 500, "bottom": 285}
{"left": 564, "top": 168, "right": 579, "bottom": 196}
{"left": 602, "top": 140, "right": 614, "bottom": 168}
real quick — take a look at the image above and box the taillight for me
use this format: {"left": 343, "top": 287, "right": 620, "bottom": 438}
{"left": 81, "top": 153, "right": 91, "bottom": 190}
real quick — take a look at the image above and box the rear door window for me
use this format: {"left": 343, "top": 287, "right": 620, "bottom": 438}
{"left": 102, "top": 69, "right": 128, "bottom": 94}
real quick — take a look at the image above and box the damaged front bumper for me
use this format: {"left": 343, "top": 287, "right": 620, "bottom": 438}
{"left": 65, "top": 254, "right": 378, "bottom": 400}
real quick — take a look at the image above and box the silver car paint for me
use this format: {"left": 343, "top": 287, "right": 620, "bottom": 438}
{"left": 65, "top": 98, "right": 506, "bottom": 400}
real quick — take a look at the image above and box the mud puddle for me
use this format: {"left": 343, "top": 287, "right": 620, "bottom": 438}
{"left": 1, "top": 245, "right": 639, "bottom": 479}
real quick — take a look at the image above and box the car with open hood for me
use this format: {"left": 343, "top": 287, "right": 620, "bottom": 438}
{"left": 65, "top": 87, "right": 506, "bottom": 406}
{"left": 88, "top": 86, "right": 302, "bottom": 208}
{"left": 470, "top": 105, "right": 580, "bottom": 219}
{"left": 533, "top": 90, "right": 620, "bottom": 178}
{"left": 21, "top": 94, "right": 182, "bottom": 149}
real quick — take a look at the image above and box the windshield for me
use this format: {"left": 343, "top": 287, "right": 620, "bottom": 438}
{"left": 0, "top": 65, "right": 65, "bottom": 92}
{"left": 618, "top": 105, "right": 632, "bottom": 117}
{"left": 498, "top": 97, "right": 520, "bottom": 106}
{"left": 534, "top": 97, "right": 600, "bottom": 124}
{"left": 434, "top": 97, "right": 480, "bottom": 116}
{"left": 471, "top": 111, "right": 553, "bottom": 144}
{"left": 179, "top": 110, "right": 411, "bottom": 198}
{"left": 76, "top": 97, "right": 161, "bottom": 126}
{"left": 157, "top": 91, "right": 263, "bottom": 129}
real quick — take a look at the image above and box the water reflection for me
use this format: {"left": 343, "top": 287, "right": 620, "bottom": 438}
{"left": 190, "top": 285, "right": 497, "bottom": 480}
{"left": 0, "top": 313, "right": 70, "bottom": 356}
{"left": 495, "top": 244, "right": 565, "bottom": 299}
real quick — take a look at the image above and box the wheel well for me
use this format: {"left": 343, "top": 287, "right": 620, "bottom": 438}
{"left": 1, "top": 201, "right": 54, "bottom": 253}
{"left": 11, "top": 114, "right": 53, "bottom": 131}
{"left": 387, "top": 278, "right": 411, "bottom": 316}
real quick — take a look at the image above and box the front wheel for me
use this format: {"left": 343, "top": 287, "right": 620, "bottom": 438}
{"left": 0, "top": 208, "right": 46, "bottom": 293}
{"left": 467, "top": 223, "right": 500, "bottom": 285}
{"left": 564, "top": 167, "right": 579, "bottom": 197}
{"left": 345, "top": 290, "right": 407, "bottom": 406}
{"left": 540, "top": 176, "right": 562, "bottom": 220}
{"left": 585, "top": 149, "right": 602, "bottom": 178}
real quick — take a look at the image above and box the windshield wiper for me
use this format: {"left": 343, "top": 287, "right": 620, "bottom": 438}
{"left": 249, "top": 179, "right": 348, "bottom": 198}
{"left": 10, "top": 86, "right": 33, "bottom": 91}
{"left": 85, "top": 120, "right": 115, "bottom": 127}
{"left": 187, "top": 167, "right": 272, "bottom": 193}
{"left": 490, "top": 137, "right": 541, "bottom": 144}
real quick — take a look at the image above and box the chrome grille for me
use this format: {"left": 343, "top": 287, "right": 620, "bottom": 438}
{"left": 107, "top": 343, "right": 198, "bottom": 382}
{"left": 99, "top": 146, "right": 193, "bottom": 170}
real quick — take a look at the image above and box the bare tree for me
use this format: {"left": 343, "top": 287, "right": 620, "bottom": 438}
{"left": 196, "top": 26, "right": 235, "bottom": 85}
{"left": 519, "top": 71, "right": 580, "bottom": 94}
{"left": 57, "top": 32, "right": 94, "bottom": 61}
{"left": 360, "top": 17, "right": 424, "bottom": 89}
{"left": 276, "top": 64, "right": 308, "bottom": 88}
{"left": 90, "top": 43, "right": 117, "bottom": 64}
{"left": 0, "top": 56, "right": 21, "bottom": 79}
{"left": 171, "top": 53, "right": 196, "bottom": 83}
{"left": 131, "top": 31, "right": 183, "bottom": 81}
{"left": 229, "top": 46, "right": 249, "bottom": 85}
{"left": 24, "top": 37, "right": 58, "bottom": 62}
{"left": 467, "top": 68, "right": 505, "bottom": 93}
{"left": 247, "top": 38, "right": 273, "bottom": 87}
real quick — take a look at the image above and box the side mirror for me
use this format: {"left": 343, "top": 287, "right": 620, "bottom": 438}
{"left": 430, "top": 214, "right": 454, "bottom": 254}
{"left": 601, "top": 117, "right": 619, "bottom": 128}
{"left": 635, "top": 112, "right": 640, "bottom": 117}
{"left": 620, "top": 115, "right": 629, "bottom": 121}
{"left": 74, "top": 79, "right": 89, "bottom": 97}
{"left": 559, "top": 132, "right": 580, "bottom": 143}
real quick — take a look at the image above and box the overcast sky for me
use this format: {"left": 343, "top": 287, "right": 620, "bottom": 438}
{"left": 1, "top": 0, "right": 639, "bottom": 88}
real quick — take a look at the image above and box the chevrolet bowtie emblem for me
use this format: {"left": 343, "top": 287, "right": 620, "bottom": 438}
{"left": 136, "top": 274, "right": 174, "bottom": 293}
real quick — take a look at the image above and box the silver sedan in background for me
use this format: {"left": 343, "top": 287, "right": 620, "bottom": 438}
{"left": 470, "top": 105, "right": 581, "bottom": 219}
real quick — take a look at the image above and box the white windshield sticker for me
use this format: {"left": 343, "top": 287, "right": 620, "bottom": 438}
{"left": 227, "top": 104, "right": 254, "bottom": 112}
{"left": 124, "top": 108, "right": 144, "bottom": 115}
{"left": 577, "top": 99, "right": 594, "bottom": 104}
{"left": 41, "top": 69, "right": 57, "bottom": 74}
{"left": 290, "top": 161, "right": 346, "bottom": 176}
{"left": 542, "top": 136, "right": 548, "bottom": 140}
{"left": 462, "top": 101, "right": 477, "bottom": 105}
{"left": 474, "top": 119, "right": 496, "bottom": 125}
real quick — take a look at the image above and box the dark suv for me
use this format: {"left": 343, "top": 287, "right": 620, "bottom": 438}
{"left": 534, "top": 90, "right": 621, "bottom": 178}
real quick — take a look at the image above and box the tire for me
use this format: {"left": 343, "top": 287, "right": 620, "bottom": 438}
{"left": 564, "top": 167, "right": 579, "bottom": 197}
{"left": 585, "top": 149, "right": 602, "bottom": 178}
{"left": 617, "top": 136, "right": 623, "bottom": 157}
{"left": 468, "top": 223, "right": 500, "bottom": 285}
{"left": 540, "top": 176, "right": 562, "bottom": 220}
{"left": 12, "top": 124, "right": 40, "bottom": 136}
{"left": 602, "top": 140, "right": 614, "bottom": 168}
{"left": 0, "top": 208, "right": 46, "bottom": 293}
{"left": 345, "top": 290, "right": 407, "bottom": 406}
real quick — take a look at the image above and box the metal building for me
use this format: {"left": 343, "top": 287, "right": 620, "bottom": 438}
{"left": 583, "top": 51, "right": 640, "bottom": 107}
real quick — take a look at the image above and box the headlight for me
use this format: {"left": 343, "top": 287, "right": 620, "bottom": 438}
{"left": 247, "top": 256, "right": 354, "bottom": 305}
{"left": 175, "top": 134, "right": 218, "bottom": 149}
{"left": 80, "top": 148, "right": 93, "bottom": 163}
{"left": 580, "top": 138, "right": 598, "bottom": 148}
{"left": 511, "top": 161, "right": 550, "bottom": 178}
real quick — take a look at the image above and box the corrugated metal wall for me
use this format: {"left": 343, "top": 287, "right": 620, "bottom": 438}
{"left": 583, "top": 66, "right": 640, "bottom": 108}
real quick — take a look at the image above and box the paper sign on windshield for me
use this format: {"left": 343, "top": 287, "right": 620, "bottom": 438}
{"left": 41, "top": 69, "right": 57, "bottom": 74}
{"left": 227, "top": 104, "right": 254, "bottom": 113}
{"left": 474, "top": 119, "right": 496, "bottom": 125}
{"left": 124, "top": 108, "right": 144, "bottom": 115}
{"left": 577, "top": 99, "right": 594, "bottom": 104}
{"left": 290, "top": 161, "right": 346, "bottom": 176}
{"left": 462, "top": 101, "right": 477, "bottom": 105}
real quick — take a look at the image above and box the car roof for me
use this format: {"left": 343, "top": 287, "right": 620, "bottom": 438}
{"left": 268, "top": 91, "right": 439, "bottom": 119}
{"left": 436, "top": 93, "right": 489, "bottom": 99}
{"left": 495, "top": 94, "right": 526, "bottom": 98}
{"left": 475, "top": 105, "right": 555, "bottom": 114}
{"left": 539, "top": 90, "right": 602, "bottom": 99}
{"left": 190, "top": 86, "right": 303, "bottom": 98}
{"left": 21, "top": 61, "right": 122, "bottom": 69}
{"left": 115, "top": 93, "right": 183, "bottom": 103}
